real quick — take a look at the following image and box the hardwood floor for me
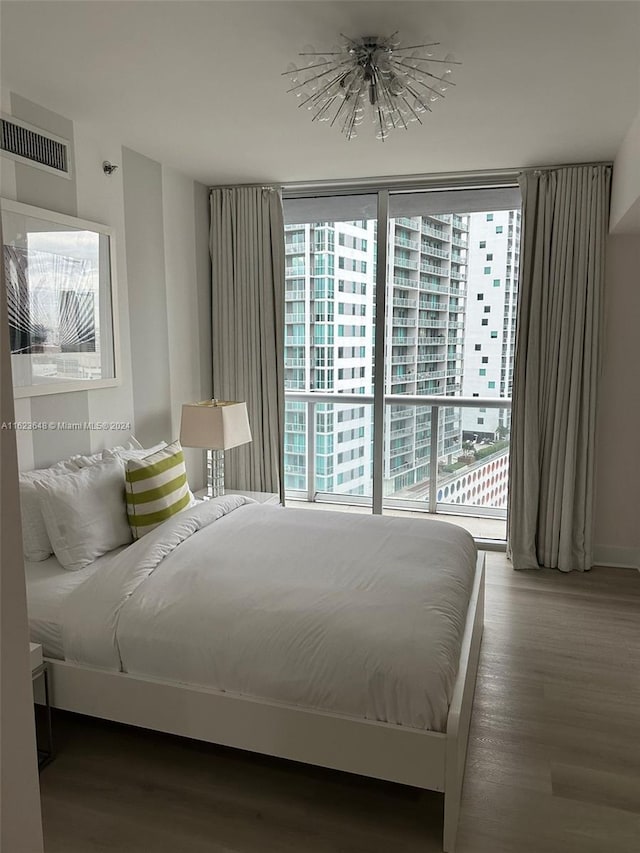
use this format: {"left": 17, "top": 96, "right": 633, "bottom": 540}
{"left": 39, "top": 554, "right": 640, "bottom": 852}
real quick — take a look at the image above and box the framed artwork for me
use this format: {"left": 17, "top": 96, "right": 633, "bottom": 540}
{"left": 1, "top": 198, "right": 119, "bottom": 397}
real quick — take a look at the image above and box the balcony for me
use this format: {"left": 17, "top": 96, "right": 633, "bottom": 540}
{"left": 393, "top": 297, "right": 417, "bottom": 308}
{"left": 422, "top": 223, "right": 448, "bottom": 240}
{"left": 394, "top": 257, "right": 419, "bottom": 271}
{"left": 420, "top": 281, "right": 450, "bottom": 295}
{"left": 283, "top": 391, "right": 511, "bottom": 540}
{"left": 393, "top": 275, "right": 420, "bottom": 288}
{"left": 417, "top": 318, "right": 447, "bottom": 328}
{"left": 420, "top": 263, "right": 447, "bottom": 276}
{"left": 421, "top": 244, "right": 450, "bottom": 260}
{"left": 395, "top": 236, "right": 420, "bottom": 251}
{"left": 391, "top": 317, "right": 415, "bottom": 327}
{"left": 418, "top": 334, "right": 446, "bottom": 345}
{"left": 391, "top": 336, "right": 416, "bottom": 345}
{"left": 396, "top": 216, "right": 421, "bottom": 230}
{"left": 285, "top": 242, "right": 306, "bottom": 255}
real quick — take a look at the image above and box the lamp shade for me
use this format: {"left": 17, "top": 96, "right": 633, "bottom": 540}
{"left": 180, "top": 400, "right": 252, "bottom": 450}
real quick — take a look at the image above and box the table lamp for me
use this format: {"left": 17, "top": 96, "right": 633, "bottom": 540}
{"left": 180, "top": 400, "right": 252, "bottom": 498}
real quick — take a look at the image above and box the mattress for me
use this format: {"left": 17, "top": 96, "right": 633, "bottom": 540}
{"left": 27, "top": 497, "right": 478, "bottom": 732}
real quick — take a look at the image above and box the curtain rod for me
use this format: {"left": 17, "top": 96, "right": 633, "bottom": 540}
{"left": 208, "top": 160, "right": 613, "bottom": 195}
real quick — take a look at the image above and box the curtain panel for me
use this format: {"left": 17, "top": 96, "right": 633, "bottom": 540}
{"left": 210, "top": 186, "right": 285, "bottom": 496}
{"left": 508, "top": 165, "right": 612, "bottom": 572}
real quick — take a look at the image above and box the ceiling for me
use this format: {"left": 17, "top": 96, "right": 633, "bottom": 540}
{"left": 2, "top": 1, "right": 639, "bottom": 185}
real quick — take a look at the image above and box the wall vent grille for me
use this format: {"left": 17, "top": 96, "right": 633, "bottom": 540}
{"left": 0, "top": 115, "right": 71, "bottom": 177}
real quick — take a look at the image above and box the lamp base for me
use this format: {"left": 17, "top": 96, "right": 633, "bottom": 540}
{"left": 206, "top": 448, "right": 225, "bottom": 499}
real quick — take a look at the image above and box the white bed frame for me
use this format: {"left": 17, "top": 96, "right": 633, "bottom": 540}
{"left": 46, "top": 552, "right": 485, "bottom": 852}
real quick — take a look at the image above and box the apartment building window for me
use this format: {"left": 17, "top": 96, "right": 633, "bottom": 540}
{"left": 496, "top": 226, "right": 503, "bottom": 233}
{"left": 282, "top": 187, "right": 521, "bottom": 525}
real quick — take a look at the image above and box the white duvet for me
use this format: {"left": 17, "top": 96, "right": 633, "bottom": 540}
{"left": 62, "top": 497, "right": 477, "bottom": 732}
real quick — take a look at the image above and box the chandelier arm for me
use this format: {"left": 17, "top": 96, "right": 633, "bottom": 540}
{"left": 342, "top": 78, "right": 365, "bottom": 137}
{"left": 380, "top": 82, "right": 404, "bottom": 130}
{"left": 339, "top": 33, "right": 359, "bottom": 49}
{"left": 403, "top": 82, "right": 433, "bottom": 114}
{"left": 282, "top": 60, "right": 334, "bottom": 76}
{"left": 397, "top": 56, "right": 461, "bottom": 65}
{"left": 297, "top": 68, "right": 354, "bottom": 109}
{"left": 391, "top": 43, "right": 441, "bottom": 52}
{"left": 285, "top": 60, "right": 352, "bottom": 94}
{"left": 401, "top": 95, "right": 425, "bottom": 126}
{"left": 376, "top": 104, "right": 387, "bottom": 140}
{"left": 329, "top": 95, "right": 350, "bottom": 128}
{"left": 394, "top": 64, "right": 447, "bottom": 100}
{"left": 392, "top": 59, "right": 454, "bottom": 86}
{"left": 311, "top": 96, "right": 338, "bottom": 123}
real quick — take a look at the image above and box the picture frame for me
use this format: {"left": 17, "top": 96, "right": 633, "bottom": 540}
{"left": 1, "top": 198, "right": 119, "bottom": 397}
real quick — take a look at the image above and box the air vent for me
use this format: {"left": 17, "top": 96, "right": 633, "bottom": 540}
{"left": 0, "top": 115, "right": 71, "bottom": 179}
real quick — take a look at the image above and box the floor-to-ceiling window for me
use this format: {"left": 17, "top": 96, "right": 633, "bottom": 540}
{"left": 282, "top": 183, "right": 521, "bottom": 541}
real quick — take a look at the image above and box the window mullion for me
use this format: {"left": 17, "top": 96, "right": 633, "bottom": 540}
{"left": 372, "top": 190, "right": 389, "bottom": 515}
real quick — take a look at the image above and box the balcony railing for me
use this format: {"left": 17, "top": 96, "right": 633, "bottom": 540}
{"left": 420, "top": 263, "right": 447, "bottom": 276}
{"left": 284, "top": 391, "right": 511, "bottom": 523}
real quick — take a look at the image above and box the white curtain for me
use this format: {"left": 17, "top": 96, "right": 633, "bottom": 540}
{"left": 210, "top": 186, "right": 285, "bottom": 496}
{"left": 508, "top": 165, "right": 612, "bottom": 572}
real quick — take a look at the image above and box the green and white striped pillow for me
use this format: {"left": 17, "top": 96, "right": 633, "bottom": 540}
{"left": 125, "top": 440, "right": 195, "bottom": 539}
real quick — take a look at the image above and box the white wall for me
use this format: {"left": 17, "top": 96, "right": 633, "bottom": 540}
{"left": 1, "top": 93, "right": 210, "bottom": 487}
{"left": 1, "top": 92, "right": 136, "bottom": 467}
{"left": 610, "top": 107, "right": 640, "bottom": 234}
{"left": 0, "top": 221, "right": 44, "bottom": 853}
{"left": 593, "top": 233, "right": 640, "bottom": 569}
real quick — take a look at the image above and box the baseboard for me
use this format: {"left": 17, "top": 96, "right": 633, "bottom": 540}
{"left": 593, "top": 544, "right": 640, "bottom": 571}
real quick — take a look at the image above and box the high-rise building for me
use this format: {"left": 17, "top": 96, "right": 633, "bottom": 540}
{"left": 283, "top": 212, "right": 470, "bottom": 500}
{"left": 462, "top": 210, "right": 521, "bottom": 440}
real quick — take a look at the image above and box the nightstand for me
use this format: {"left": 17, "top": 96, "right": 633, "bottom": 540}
{"left": 194, "top": 488, "right": 280, "bottom": 505}
{"left": 30, "top": 643, "right": 54, "bottom": 770}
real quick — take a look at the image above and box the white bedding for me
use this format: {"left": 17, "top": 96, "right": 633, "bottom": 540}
{"left": 49, "top": 496, "right": 477, "bottom": 733}
{"left": 25, "top": 548, "right": 126, "bottom": 659}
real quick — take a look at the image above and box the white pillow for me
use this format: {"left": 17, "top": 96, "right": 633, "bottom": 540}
{"left": 20, "top": 460, "right": 83, "bottom": 561}
{"left": 71, "top": 436, "right": 143, "bottom": 468}
{"left": 35, "top": 458, "right": 132, "bottom": 571}
{"left": 19, "top": 439, "right": 141, "bottom": 561}
{"left": 102, "top": 440, "right": 167, "bottom": 464}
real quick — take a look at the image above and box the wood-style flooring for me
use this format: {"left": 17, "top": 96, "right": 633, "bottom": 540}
{"left": 38, "top": 554, "right": 640, "bottom": 852}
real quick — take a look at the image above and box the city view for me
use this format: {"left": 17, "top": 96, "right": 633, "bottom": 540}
{"left": 283, "top": 202, "right": 521, "bottom": 521}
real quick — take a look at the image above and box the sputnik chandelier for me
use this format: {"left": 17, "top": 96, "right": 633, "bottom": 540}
{"left": 283, "top": 32, "right": 460, "bottom": 141}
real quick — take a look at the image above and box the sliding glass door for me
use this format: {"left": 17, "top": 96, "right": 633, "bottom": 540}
{"left": 282, "top": 183, "right": 521, "bottom": 540}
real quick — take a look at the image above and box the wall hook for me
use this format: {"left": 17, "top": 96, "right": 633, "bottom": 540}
{"left": 102, "top": 161, "right": 119, "bottom": 175}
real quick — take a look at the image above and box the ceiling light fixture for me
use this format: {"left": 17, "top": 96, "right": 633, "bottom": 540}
{"left": 283, "top": 32, "right": 460, "bottom": 141}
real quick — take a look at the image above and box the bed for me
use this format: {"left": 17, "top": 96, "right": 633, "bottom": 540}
{"left": 26, "top": 494, "right": 485, "bottom": 852}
